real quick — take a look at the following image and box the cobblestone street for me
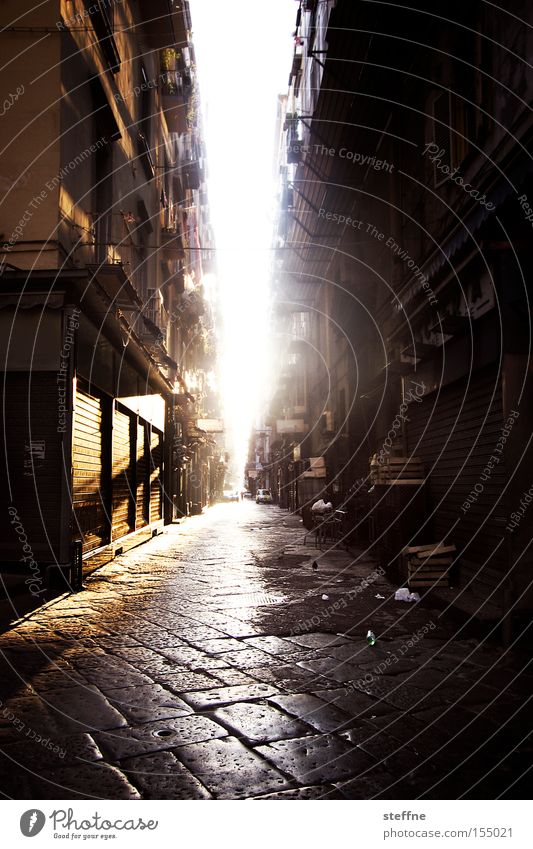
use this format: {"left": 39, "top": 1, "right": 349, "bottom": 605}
{"left": 0, "top": 503, "right": 531, "bottom": 800}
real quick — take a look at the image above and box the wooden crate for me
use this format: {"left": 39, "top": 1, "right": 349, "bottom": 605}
{"left": 370, "top": 455, "right": 425, "bottom": 485}
{"left": 404, "top": 542, "right": 456, "bottom": 588}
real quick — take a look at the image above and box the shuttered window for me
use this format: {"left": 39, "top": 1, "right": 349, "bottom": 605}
{"left": 73, "top": 388, "right": 108, "bottom": 552}
{"left": 407, "top": 365, "right": 506, "bottom": 576}
{"left": 149, "top": 428, "right": 163, "bottom": 522}
{"left": 112, "top": 407, "right": 134, "bottom": 540}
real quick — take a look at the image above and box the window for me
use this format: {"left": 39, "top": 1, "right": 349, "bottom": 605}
{"left": 291, "top": 310, "right": 310, "bottom": 340}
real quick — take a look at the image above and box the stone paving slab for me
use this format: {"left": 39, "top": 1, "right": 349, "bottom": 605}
{"left": 298, "top": 656, "right": 364, "bottom": 685}
{"left": 0, "top": 733, "right": 102, "bottom": 781}
{"left": 0, "top": 695, "right": 64, "bottom": 745}
{"left": 286, "top": 633, "right": 351, "bottom": 650}
{"left": 180, "top": 682, "right": 281, "bottom": 710}
{"left": 267, "top": 693, "right": 354, "bottom": 734}
{"left": 151, "top": 670, "right": 224, "bottom": 693}
{"left": 0, "top": 503, "right": 530, "bottom": 799}
{"left": 180, "top": 626, "right": 236, "bottom": 644}
{"left": 94, "top": 714, "right": 227, "bottom": 760}
{"left": 77, "top": 667, "right": 155, "bottom": 691}
{"left": 158, "top": 645, "right": 220, "bottom": 667}
{"left": 121, "top": 751, "right": 211, "bottom": 799}
{"left": 110, "top": 646, "right": 172, "bottom": 665}
{"left": 28, "top": 762, "right": 141, "bottom": 800}
{"left": 314, "top": 687, "right": 398, "bottom": 719}
{"left": 105, "top": 684, "right": 193, "bottom": 724}
{"left": 29, "top": 666, "right": 88, "bottom": 691}
{"left": 339, "top": 726, "right": 409, "bottom": 762}
{"left": 245, "top": 665, "right": 333, "bottom": 691}
{"left": 256, "top": 733, "right": 375, "bottom": 784}
{"left": 243, "top": 635, "right": 301, "bottom": 655}
{"left": 212, "top": 701, "right": 313, "bottom": 745}
{"left": 175, "top": 736, "right": 292, "bottom": 798}
{"left": 200, "top": 668, "right": 258, "bottom": 688}
{"left": 215, "top": 648, "right": 281, "bottom": 668}
{"left": 130, "top": 634, "right": 190, "bottom": 650}
{"left": 96, "top": 635, "right": 143, "bottom": 649}
{"left": 39, "top": 684, "right": 128, "bottom": 732}
{"left": 201, "top": 637, "right": 249, "bottom": 654}
{"left": 336, "top": 767, "right": 404, "bottom": 799}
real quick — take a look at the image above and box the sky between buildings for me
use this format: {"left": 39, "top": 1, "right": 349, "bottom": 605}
{"left": 191, "top": 0, "right": 296, "bottom": 483}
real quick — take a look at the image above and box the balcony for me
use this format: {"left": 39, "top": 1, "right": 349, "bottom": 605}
{"left": 183, "top": 161, "right": 202, "bottom": 191}
{"left": 160, "top": 71, "right": 191, "bottom": 134}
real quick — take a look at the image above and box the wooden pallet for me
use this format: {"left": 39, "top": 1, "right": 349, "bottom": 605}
{"left": 404, "top": 542, "right": 456, "bottom": 588}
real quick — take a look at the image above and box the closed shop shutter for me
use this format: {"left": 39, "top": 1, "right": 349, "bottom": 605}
{"left": 0, "top": 372, "right": 63, "bottom": 561}
{"left": 112, "top": 407, "right": 134, "bottom": 540}
{"left": 149, "top": 427, "right": 163, "bottom": 522}
{"left": 407, "top": 364, "right": 506, "bottom": 576}
{"left": 73, "top": 387, "right": 107, "bottom": 553}
{"left": 136, "top": 421, "right": 148, "bottom": 528}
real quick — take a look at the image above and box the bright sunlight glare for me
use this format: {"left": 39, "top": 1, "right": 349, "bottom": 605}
{"left": 191, "top": 0, "right": 296, "bottom": 484}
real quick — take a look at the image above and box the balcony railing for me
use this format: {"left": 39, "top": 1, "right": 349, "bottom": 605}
{"left": 160, "top": 70, "right": 192, "bottom": 100}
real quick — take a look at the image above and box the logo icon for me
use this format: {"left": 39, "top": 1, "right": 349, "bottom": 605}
{"left": 20, "top": 810, "right": 46, "bottom": 837}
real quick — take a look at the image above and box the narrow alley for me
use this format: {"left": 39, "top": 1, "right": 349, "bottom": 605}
{"left": 0, "top": 503, "right": 530, "bottom": 801}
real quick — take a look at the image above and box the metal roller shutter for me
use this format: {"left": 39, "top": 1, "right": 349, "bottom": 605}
{"left": 136, "top": 421, "right": 148, "bottom": 529}
{"left": 406, "top": 365, "right": 506, "bottom": 577}
{"left": 112, "top": 407, "right": 134, "bottom": 540}
{"left": 1, "top": 372, "right": 63, "bottom": 561}
{"left": 149, "top": 427, "right": 163, "bottom": 522}
{"left": 73, "top": 387, "right": 107, "bottom": 553}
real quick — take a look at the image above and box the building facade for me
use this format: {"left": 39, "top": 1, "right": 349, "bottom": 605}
{"left": 0, "top": 0, "right": 221, "bottom": 593}
{"left": 269, "top": 0, "right": 533, "bottom": 612}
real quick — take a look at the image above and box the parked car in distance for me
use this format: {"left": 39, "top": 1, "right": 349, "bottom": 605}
{"left": 242, "top": 490, "right": 252, "bottom": 499}
{"left": 256, "top": 488, "right": 272, "bottom": 504}
{"left": 222, "top": 490, "right": 239, "bottom": 502}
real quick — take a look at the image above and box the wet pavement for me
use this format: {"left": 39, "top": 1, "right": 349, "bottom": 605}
{"left": 0, "top": 502, "right": 531, "bottom": 800}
